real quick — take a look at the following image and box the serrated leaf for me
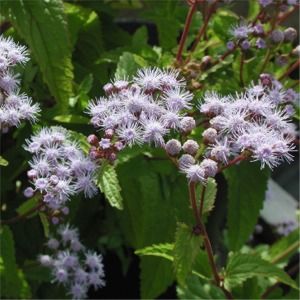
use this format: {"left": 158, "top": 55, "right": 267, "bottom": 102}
{"left": 97, "top": 163, "right": 123, "bottom": 210}
{"left": 0, "top": 156, "right": 8, "bottom": 167}
{"left": 177, "top": 275, "right": 225, "bottom": 299}
{"left": 116, "top": 157, "right": 194, "bottom": 298}
{"left": 198, "top": 178, "right": 217, "bottom": 215}
{"left": 136, "top": 243, "right": 174, "bottom": 261}
{"left": 0, "top": 226, "right": 31, "bottom": 298}
{"left": 174, "top": 223, "right": 203, "bottom": 285}
{"left": 224, "top": 162, "right": 269, "bottom": 251}
{"left": 224, "top": 253, "right": 298, "bottom": 291}
{"left": 2, "top": 0, "right": 74, "bottom": 110}
{"left": 115, "top": 52, "right": 142, "bottom": 79}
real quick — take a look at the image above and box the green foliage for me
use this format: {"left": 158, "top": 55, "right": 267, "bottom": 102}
{"left": 0, "top": 226, "right": 31, "bottom": 298}
{"left": 224, "top": 252, "right": 298, "bottom": 291}
{"left": 268, "top": 230, "right": 299, "bottom": 264}
{"left": 97, "top": 162, "right": 123, "bottom": 210}
{"left": 224, "top": 162, "right": 270, "bottom": 251}
{"left": 2, "top": 0, "right": 74, "bottom": 111}
{"left": 174, "top": 223, "right": 203, "bottom": 285}
{"left": 198, "top": 178, "right": 217, "bottom": 215}
{"left": 0, "top": 156, "right": 8, "bottom": 167}
{"left": 177, "top": 275, "right": 226, "bottom": 299}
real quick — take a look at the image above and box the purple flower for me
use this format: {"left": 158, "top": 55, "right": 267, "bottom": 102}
{"left": 231, "top": 23, "right": 253, "bottom": 39}
{"left": 165, "top": 139, "right": 182, "bottom": 156}
{"left": 256, "top": 38, "right": 266, "bottom": 49}
{"left": 259, "top": 0, "right": 273, "bottom": 7}
{"left": 241, "top": 40, "right": 251, "bottom": 50}
{"left": 226, "top": 41, "right": 235, "bottom": 50}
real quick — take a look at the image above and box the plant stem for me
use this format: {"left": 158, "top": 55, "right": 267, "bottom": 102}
{"left": 261, "top": 264, "right": 299, "bottom": 299}
{"left": 277, "top": 5, "right": 299, "bottom": 25}
{"left": 271, "top": 241, "right": 300, "bottom": 264}
{"left": 0, "top": 201, "right": 44, "bottom": 225}
{"left": 188, "top": 0, "right": 218, "bottom": 58}
{"left": 188, "top": 182, "right": 234, "bottom": 299}
{"left": 199, "top": 185, "right": 206, "bottom": 216}
{"left": 260, "top": 48, "right": 272, "bottom": 74}
{"left": 239, "top": 51, "right": 245, "bottom": 87}
{"left": 278, "top": 60, "right": 300, "bottom": 80}
{"left": 218, "top": 154, "right": 246, "bottom": 173}
{"left": 176, "top": 0, "right": 198, "bottom": 64}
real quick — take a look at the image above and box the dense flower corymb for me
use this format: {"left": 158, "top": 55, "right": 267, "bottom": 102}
{"left": 86, "top": 67, "right": 194, "bottom": 154}
{"left": 0, "top": 35, "right": 40, "bottom": 131}
{"left": 39, "top": 224, "right": 105, "bottom": 299}
{"left": 24, "top": 127, "right": 98, "bottom": 222}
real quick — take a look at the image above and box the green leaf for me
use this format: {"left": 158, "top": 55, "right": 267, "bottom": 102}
{"left": 0, "top": 156, "right": 8, "bottom": 167}
{"left": 0, "top": 226, "right": 31, "bottom": 298}
{"left": 115, "top": 52, "right": 141, "bottom": 79}
{"left": 16, "top": 196, "right": 39, "bottom": 216}
{"left": 97, "top": 163, "right": 123, "bottom": 210}
{"left": 2, "top": 0, "right": 74, "bottom": 111}
{"left": 177, "top": 275, "right": 225, "bottom": 299}
{"left": 224, "top": 162, "right": 269, "bottom": 251}
{"left": 116, "top": 157, "right": 194, "bottom": 298}
{"left": 39, "top": 212, "right": 50, "bottom": 238}
{"left": 198, "top": 178, "right": 217, "bottom": 215}
{"left": 174, "top": 223, "right": 203, "bottom": 285}
{"left": 224, "top": 253, "right": 298, "bottom": 291}
{"left": 135, "top": 243, "right": 174, "bottom": 261}
{"left": 53, "top": 114, "right": 89, "bottom": 124}
{"left": 268, "top": 230, "right": 299, "bottom": 264}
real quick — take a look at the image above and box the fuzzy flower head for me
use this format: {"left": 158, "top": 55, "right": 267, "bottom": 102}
{"left": 230, "top": 22, "right": 253, "bottom": 40}
{"left": 23, "top": 127, "right": 98, "bottom": 219}
{"left": 0, "top": 35, "right": 40, "bottom": 131}
{"left": 198, "top": 81, "right": 297, "bottom": 171}
{"left": 39, "top": 224, "right": 105, "bottom": 300}
{"left": 86, "top": 67, "right": 194, "bottom": 150}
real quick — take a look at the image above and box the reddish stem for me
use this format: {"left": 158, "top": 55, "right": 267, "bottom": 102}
{"left": 218, "top": 154, "right": 246, "bottom": 173}
{"left": 189, "top": 0, "right": 218, "bottom": 55}
{"left": 176, "top": 0, "right": 198, "bottom": 64}
{"left": 278, "top": 60, "right": 300, "bottom": 80}
{"left": 199, "top": 185, "right": 206, "bottom": 216}
{"left": 1, "top": 201, "right": 45, "bottom": 225}
{"left": 277, "top": 5, "right": 299, "bottom": 25}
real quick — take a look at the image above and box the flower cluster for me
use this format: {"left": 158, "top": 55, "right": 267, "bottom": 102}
{"left": 39, "top": 224, "right": 105, "bottom": 299}
{"left": 199, "top": 75, "right": 297, "bottom": 171}
{"left": 228, "top": 15, "right": 297, "bottom": 52}
{"left": 23, "top": 127, "right": 98, "bottom": 223}
{"left": 86, "top": 68, "right": 195, "bottom": 159}
{"left": 0, "top": 35, "right": 40, "bottom": 132}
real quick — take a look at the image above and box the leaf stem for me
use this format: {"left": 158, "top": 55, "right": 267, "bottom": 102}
{"left": 188, "top": 182, "right": 234, "bottom": 299}
{"left": 0, "top": 201, "right": 45, "bottom": 225}
{"left": 278, "top": 60, "right": 300, "bottom": 81}
{"left": 261, "top": 264, "right": 299, "bottom": 299}
{"left": 187, "top": 0, "right": 218, "bottom": 60}
{"left": 239, "top": 51, "right": 245, "bottom": 87}
{"left": 271, "top": 241, "right": 300, "bottom": 264}
{"left": 199, "top": 185, "right": 206, "bottom": 216}
{"left": 176, "top": 0, "right": 198, "bottom": 64}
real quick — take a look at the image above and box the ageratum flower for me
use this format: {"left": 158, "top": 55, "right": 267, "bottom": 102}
{"left": 86, "top": 67, "right": 195, "bottom": 149}
{"left": 198, "top": 80, "right": 297, "bottom": 170}
{"left": 23, "top": 127, "right": 98, "bottom": 220}
{"left": 0, "top": 35, "right": 40, "bottom": 131}
{"left": 39, "top": 224, "right": 105, "bottom": 300}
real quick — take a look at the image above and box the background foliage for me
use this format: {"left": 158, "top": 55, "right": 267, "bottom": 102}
{"left": 0, "top": 0, "right": 299, "bottom": 299}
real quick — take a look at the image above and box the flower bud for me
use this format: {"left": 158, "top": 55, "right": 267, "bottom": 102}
{"left": 23, "top": 187, "right": 34, "bottom": 198}
{"left": 200, "top": 158, "right": 218, "bottom": 177}
{"left": 165, "top": 139, "right": 182, "bottom": 156}
{"left": 87, "top": 134, "right": 99, "bottom": 146}
{"left": 259, "top": 73, "right": 273, "bottom": 87}
{"left": 241, "top": 40, "right": 250, "bottom": 50}
{"left": 202, "top": 128, "right": 218, "bottom": 143}
{"left": 104, "top": 129, "right": 114, "bottom": 139}
{"left": 182, "top": 140, "right": 199, "bottom": 156}
{"left": 227, "top": 41, "right": 235, "bottom": 50}
{"left": 178, "top": 154, "right": 195, "bottom": 169}
{"left": 103, "top": 83, "right": 114, "bottom": 95}
{"left": 271, "top": 30, "right": 284, "bottom": 43}
{"left": 284, "top": 27, "right": 297, "bottom": 42}
{"left": 180, "top": 117, "right": 196, "bottom": 134}
{"left": 292, "top": 45, "right": 300, "bottom": 57}
{"left": 27, "top": 169, "right": 38, "bottom": 179}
